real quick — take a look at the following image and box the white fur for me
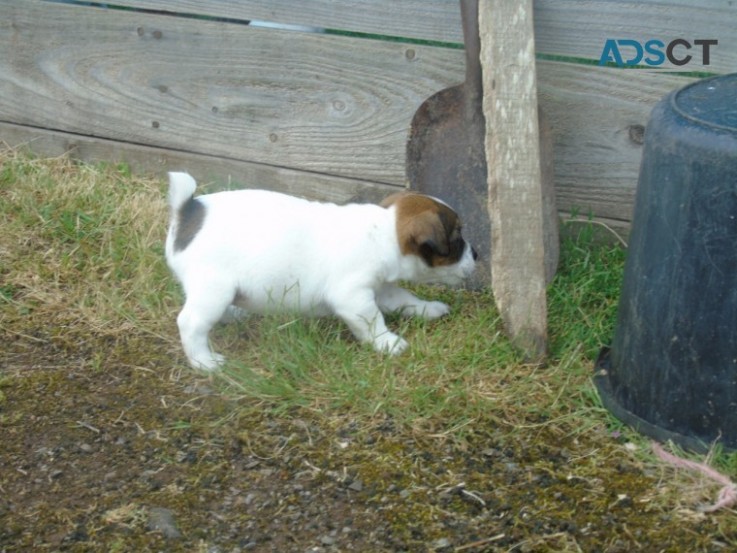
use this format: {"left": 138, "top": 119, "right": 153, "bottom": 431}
{"left": 165, "top": 172, "right": 476, "bottom": 370}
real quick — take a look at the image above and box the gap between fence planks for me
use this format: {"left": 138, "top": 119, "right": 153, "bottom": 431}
{"left": 480, "top": 0, "right": 547, "bottom": 360}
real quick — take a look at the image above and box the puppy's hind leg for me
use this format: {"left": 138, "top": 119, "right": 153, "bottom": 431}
{"left": 177, "top": 287, "right": 234, "bottom": 371}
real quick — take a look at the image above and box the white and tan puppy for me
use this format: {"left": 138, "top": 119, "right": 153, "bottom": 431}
{"left": 165, "top": 172, "right": 477, "bottom": 370}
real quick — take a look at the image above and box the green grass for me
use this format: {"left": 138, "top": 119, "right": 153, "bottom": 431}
{"left": 3, "top": 147, "right": 736, "bottom": 470}
{"left": 211, "top": 216, "right": 627, "bottom": 442}
{"left": 0, "top": 150, "right": 179, "bottom": 350}
{"left": 218, "top": 288, "right": 520, "bottom": 428}
{"left": 0, "top": 148, "right": 634, "bottom": 434}
{"left": 0, "top": 149, "right": 618, "bottom": 435}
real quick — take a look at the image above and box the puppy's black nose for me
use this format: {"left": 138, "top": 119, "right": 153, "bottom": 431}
{"left": 472, "top": 247, "right": 479, "bottom": 261}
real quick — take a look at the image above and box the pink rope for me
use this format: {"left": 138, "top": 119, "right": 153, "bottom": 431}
{"left": 651, "top": 441, "right": 737, "bottom": 513}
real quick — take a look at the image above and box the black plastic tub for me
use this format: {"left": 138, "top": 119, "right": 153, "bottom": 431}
{"left": 595, "top": 74, "right": 737, "bottom": 452}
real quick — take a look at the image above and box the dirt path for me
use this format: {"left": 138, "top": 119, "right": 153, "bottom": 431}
{"left": 1, "top": 332, "right": 733, "bottom": 553}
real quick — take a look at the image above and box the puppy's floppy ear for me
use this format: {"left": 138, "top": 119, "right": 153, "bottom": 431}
{"left": 402, "top": 211, "right": 450, "bottom": 265}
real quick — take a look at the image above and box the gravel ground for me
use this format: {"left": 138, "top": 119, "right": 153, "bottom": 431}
{"left": 1, "top": 333, "right": 735, "bottom": 553}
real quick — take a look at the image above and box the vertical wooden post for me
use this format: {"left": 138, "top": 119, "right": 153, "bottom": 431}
{"left": 479, "top": 0, "right": 547, "bottom": 359}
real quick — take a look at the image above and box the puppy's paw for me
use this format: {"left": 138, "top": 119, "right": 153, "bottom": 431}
{"left": 189, "top": 352, "right": 225, "bottom": 372}
{"left": 419, "top": 301, "right": 451, "bottom": 320}
{"left": 373, "top": 333, "right": 409, "bottom": 356}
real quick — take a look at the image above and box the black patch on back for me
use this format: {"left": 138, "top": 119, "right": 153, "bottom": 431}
{"left": 174, "top": 197, "right": 206, "bottom": 252}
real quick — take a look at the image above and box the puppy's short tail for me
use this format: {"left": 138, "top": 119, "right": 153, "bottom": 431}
{"left": 168, "top": 172, "right": 197, "bottom": 211}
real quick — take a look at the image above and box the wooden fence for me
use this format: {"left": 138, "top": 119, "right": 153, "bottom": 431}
{"left": 1, "top": 0, "right": 735, "bottom": 231}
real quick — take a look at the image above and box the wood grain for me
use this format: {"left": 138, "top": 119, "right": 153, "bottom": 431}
{"left": 109, "top": 0, "right": 463, "bottom": 44}
{"left": 0, "top": 1, "right": 461, "bottom": 186}
{"left": 533, "top": 0, "right": 736, "bottom": 73}
{"left": 0, "top": 121, "right": 639, "bottom": 252}
{"left": 0, "top": 121, "right": 399, "bottom": 204}
{"left": 2, "top": 0, "right": 733, "bottom": 228}
{"left": 481, "top": 0, "right": 547, "bottom": 358}
{"left": 110, "top": 0, "right": 737, "bottom": 73}
{"left": 537, "top": 61, "right": 696, "bottom": 221}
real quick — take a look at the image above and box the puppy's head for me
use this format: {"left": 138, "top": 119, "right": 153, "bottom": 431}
{"left": 382, "top": 192, "right": 477, "bottom": 284}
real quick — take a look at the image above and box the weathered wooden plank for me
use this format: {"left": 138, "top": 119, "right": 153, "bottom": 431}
{"left": 537, "top": 61, "right": 696, "bottom": 221}
{"left": 481, "top": 0, "right": 547, "bottom": 358}
{"left": 4, "top": 1, "right": 724, "bottom": 225}
{"left": 2, "top": 123, "right": 636, "bottom": 244}
{"left": 0, "top": 121, "right": 399, "bottom": 204}
{"left": 0, "top": 0, "right": 462, "bottom": 187}
{"left": 109, "top": 0, "right": 737, "bottom": 73}
{"left": 108, "top": 0, "right": 462, "bottom": 43}
{"left": 533, "top": 0, "right": 736, "bottom": 73}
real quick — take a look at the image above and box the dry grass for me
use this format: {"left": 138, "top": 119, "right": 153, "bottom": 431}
{"left": 0, "top": 149, "right": 178, "bottom": 350}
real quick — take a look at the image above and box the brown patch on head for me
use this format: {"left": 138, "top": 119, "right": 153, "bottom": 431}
{"left": 382, "top": 192, "right": 466, "bottom": 267}
{"left": 174, "top": 197, "right": 206, "bottom": 252}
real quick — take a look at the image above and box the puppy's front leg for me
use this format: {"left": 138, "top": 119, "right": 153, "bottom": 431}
{"left": 331, "top": 290, "right": 408, "bottom": 355}
{"left": 376, "top": 283, "right": 450, "bottom": 320}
